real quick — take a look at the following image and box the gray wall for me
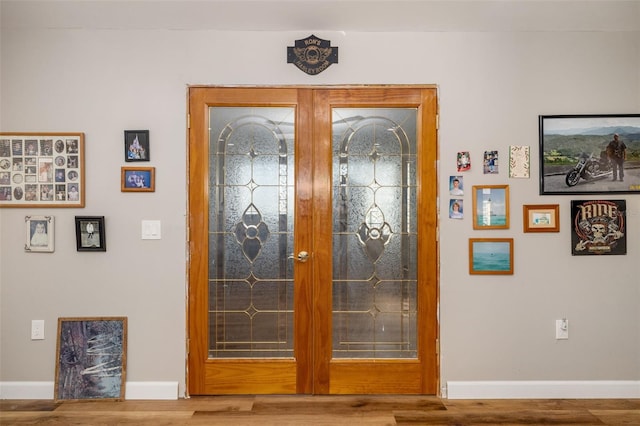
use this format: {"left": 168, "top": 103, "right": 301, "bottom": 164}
{"left": 1, "top": 1, "right": 639, "bottom": 397}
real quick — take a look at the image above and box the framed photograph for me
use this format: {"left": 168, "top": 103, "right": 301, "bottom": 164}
{"left": 472, "top": 185, "right": 509, "bottom": 229}
{"left": 124, "top": 130, "right": 149, "bottom": 162}
{"left": 75, "top": 216, "right": 106, "bottom": 251}
{"left": 571, "top": 199, "right": 626, "bottom": 256}
{"left": 25, "top": 215, "right": 55, "bottom": 252}
{"left": 449, "top": 175, "right": 464, "bottom": 195}
{"left": 121, "top": 166, "right": 155, "bottom": 192}
{"left": 449, "top": 199, "right": 464, "bottom": 219}
{"left": 469, "top": 238, "right": 514, "bottom": 275}
{"left": 55, "top": 317, "right": 127, "bottom": 402}
{"left": 539, "top": 114, "right": 640, "bottom": 195}
{"left": 0, "top": 132, "right": 85, "bottom": 207}
{"left": 523, "top": 204, "right": 559, "bottom": 233}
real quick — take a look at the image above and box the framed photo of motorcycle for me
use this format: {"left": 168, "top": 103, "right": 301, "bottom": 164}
{"left": 539, "top": 114, "right": 640, "bottom": 195}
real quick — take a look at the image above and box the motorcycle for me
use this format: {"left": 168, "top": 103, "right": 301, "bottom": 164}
{"left": 565, "top": 151, "right": 612, "bottom": 187}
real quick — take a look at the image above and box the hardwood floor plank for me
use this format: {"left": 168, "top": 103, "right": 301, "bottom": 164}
{"left": 250, "top": 395, "right": 445, "bottom": 413}
{"left": 394, "top": 409, "right": 605, "bottom": 425}
{"left": 192, "top": 411, "right": 397, "bottom": 425}
{"left": 590, "top": 409, "right": 640, "bottom": 425}
{"left": 0, "top": 399, "right": 59, "bottom": 411}
{"left": 52, "top": 396, "right": 254, "bottom": 412}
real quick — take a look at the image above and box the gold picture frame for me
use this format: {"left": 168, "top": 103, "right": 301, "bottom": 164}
{"left": 523, "top": 204, "right": 560, "bottom": 233}
{"left": 121, "top": 166, "right": 155, "bottom": 192}
{"left": 0, "top": 132, "right": 85, "bottom": 207}
{"left": 54, "top": 316, "right": 127, "bottom": 402}
{"left": 472, "top": 185, "right": 510, "bottom": 230}
{"left": 469, "top": 238, "right": 514, "bottom": 275}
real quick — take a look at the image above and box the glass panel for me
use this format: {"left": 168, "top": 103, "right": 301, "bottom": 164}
{"left": 332, "top": 108, "right": 418, "bottom": 359}
{"left": 208, "top": 107, "right": 295, "bottom": 358}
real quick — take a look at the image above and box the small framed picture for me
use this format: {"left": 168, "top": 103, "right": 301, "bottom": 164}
{"left": 449, "top": 175, "right": 464, "bottom": 196}
{"left": 483, "top": 150, "right": 499, "bottom": 174}
{"left": 75, "top": 216, "right": 106, "bottom": 251}
{"left": 121, "top": 167, "right": 155, "bottom": 192}
{"left": 472, "top": 185, "right": 510, "bottom": 229}
{"left": 25, "top": 215, "right": 55, "bottom": 252}
{"left": 469, "top": 238, "right": 514, "bottom": 275}
{"left": 124, "top": 130, "right": 150, "bottom": 162}
{"left": 457, "top": 151, "right": 471, "bottom": 172}
{"left": 55, "top": 317, "right": 127, "bottom": 401}
{"left": 449, "top": 199, "right": 464, "bottom": 219}
{"left": 523, "top": 204, "right": 559, "bottom": 233}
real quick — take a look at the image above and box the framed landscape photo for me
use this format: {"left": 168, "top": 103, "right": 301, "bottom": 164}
{"left": 571, "top": 199, "right": 626, "bottom": 256}
{"left": 0, "top": 132, "right": 85, "bottom": 207}
{"left": 25, "top": 215, "right": 55, "bottom": 252}
{"left": 75, "top": 216, "right": 106, "bottom": 251}
{"left": 539, "top": 114, "right": 640, "bottom": 195}
{"left": 472, "top": 185, "right": 510, "bottom": 229}
{"left": 469, "top": 238, "right": 514, "bottom": 275}
{"left": 121, "top": 166, "right": 155, "bottom": 192}
{"left": 124, "top": 130, "right": 149, "bottom": 162}
{"left": 55, "top": 317, "right": 127, "bottom": 402}
{"left": 523, "top": 204, "right": 559, "bottom": 233}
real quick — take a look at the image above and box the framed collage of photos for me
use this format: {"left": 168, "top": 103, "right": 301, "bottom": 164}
{"left": 0, "top": 132, "right": 85, "bottom": 207}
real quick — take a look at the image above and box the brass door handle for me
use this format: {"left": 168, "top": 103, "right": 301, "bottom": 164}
{"left": 288, "top": 251, "right": 309, "bottom": 262}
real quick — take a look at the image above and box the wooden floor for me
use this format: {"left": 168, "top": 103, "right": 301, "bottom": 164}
{"left": 1, "top": 396, "right": 639, "bottom": 425}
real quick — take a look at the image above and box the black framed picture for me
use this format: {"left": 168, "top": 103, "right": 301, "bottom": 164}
{"left": 539, "top": 114, "right": 640, "bottom": 195}
{"left": 571, "top": 200, "right": 626, "bottom": 255}
{"left": 75, "top": 216, "right": 106, "bottom": 251}
{"left": 124, "top": 130, "right": 149, "bottom": 162}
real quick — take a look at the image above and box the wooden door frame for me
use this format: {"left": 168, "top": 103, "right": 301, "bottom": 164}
{"left": 186, "top": 85, "right": 439, "bottom": 396}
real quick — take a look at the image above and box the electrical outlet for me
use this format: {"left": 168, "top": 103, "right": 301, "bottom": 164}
{"left": 31, "top": 320, "right": 45, "bottom": 340}
{"left": 555, "top": 319, "right": 568, "bottom": 340}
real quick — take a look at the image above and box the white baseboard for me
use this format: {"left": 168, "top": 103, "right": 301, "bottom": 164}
{"left": 447, "top": 380, "right": 640, "bottom": 399}
{"left": 0, "top": 381, "right": 179, "bottom": 400}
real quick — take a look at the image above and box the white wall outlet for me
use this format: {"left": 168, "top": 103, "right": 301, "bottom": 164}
{"left": 31, "top": 320, "right": 45, "bottom": 340}
{"left": 555, "top": 319, "right": 569, "bottom": 340}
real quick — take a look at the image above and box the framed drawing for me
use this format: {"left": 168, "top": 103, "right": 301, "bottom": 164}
{"left": 523, "top": 204, "right": 559, "bottom": 233}
{"left": 121, "top": 167, "right": 155, "bottom": 192}
{"left": 25, "top": 215, "right": 55, "bottom": 252}
{"left": 539, "top": 114, "right": 640, "bottom": 194}
{"left": 571, "top": 199, "right": 626, "bottom": 256}
{"left": 472, "top": 185, "right": 509, "bottom": 229}
{"left": 124, "top": 130, "right": 149, "bottom": 162}
{"left": 469, "top": 238, "right": 514, "bottom": 275}
{"left": 75, "top": 216, "right": 106, "bottom": 251}
{"left": 509, "top": 145, "right": 530, "bottom": 178}
{"left": 0, "top": 132, "right": 85, "bottom": 207}
{"left": 55, "top": 317, "right": 127, "bottom": 402}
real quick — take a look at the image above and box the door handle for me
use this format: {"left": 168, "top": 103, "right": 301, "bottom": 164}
{"left": 288, "top": 251, "right": 309, "bottom": 263}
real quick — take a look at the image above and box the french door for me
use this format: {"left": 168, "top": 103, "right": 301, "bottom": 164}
{"left": 188, "top": 86, "right": 438, "bottom": 395}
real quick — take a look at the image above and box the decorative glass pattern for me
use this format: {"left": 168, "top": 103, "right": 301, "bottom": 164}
{"left": 332, "top": 108, "right": 418, "bottom": 359}
{"left": 208, "top": 107, "right": 295, "bottom": 358}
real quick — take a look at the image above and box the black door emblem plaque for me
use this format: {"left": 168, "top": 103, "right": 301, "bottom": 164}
{"left": 287, "top": 34, "right": 338, "bottom": 75}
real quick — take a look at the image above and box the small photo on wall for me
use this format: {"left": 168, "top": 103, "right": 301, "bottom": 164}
{"left": 457, "top": 151, "right": 471, "bottom": 172}
{"left": 449, "top": 176, "right": 464, "bottom": 195}
{"left": 124, "top": 130, "right": 150, "bottom": 162}
{"left": 483, "top": 150, "right": 499, "bottom": 174}
{"left": 449, "top": 199, "right": 464, "bottom": 219}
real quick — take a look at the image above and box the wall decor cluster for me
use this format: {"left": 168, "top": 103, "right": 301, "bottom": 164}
{"left": 539, "top": 114, "right": 640, "bottom": 194}
{"left": 25, "top": 215, "right": 55, "bottom": 252}
{"left": 0, "top": 132, "right": 84, "bottom": 207}
{"left": 55, "top": 317, "right": 127, "bottom": 402}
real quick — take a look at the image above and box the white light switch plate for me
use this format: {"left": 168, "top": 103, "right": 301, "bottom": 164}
{"left": 141, "top": 220, "right": 161, "bottom": 240}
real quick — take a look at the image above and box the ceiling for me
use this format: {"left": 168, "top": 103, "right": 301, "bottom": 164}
{"left": 1, "top": 0, "right": 639, "bottom": 32}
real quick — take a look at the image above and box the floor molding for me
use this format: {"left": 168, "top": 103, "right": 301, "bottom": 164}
{"left": 446, "top": 380, "right": 640, "bottom": 399}
{"left": 0, "top": 381, "right": 179, "bottom": 400}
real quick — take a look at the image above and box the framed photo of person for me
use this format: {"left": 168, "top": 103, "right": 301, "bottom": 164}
{"left": 25, "top": 215, "right": 55, "bottom": 252}
{"left": 124, "top": 130, "right": 150, "bottom": 162}
{"left": 469, "top": 238, "right": 514, "bottom": 275}
{"left": 523, "top": 204, "right": 559, "bottom": 233}
{"left": 121, "top": 167, "right": 155, "bottom": 192}
{"left": 75, "top": 216, "right": 106, "bottom": 252}
{"left": 0, "top": 132, "right": 85, "bottom": 207}
{"left": 471, "top": 185, "right": 509, "bottom": 230}
{"left": 539, "top": 114, "right": 640, "bottom": 195}
{"left": 55, "top": 316, "right": 127, "bottom": 402}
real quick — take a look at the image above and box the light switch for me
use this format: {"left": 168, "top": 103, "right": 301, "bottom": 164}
{"left": 141, "top": 220, "right": 161, "bottom": 240}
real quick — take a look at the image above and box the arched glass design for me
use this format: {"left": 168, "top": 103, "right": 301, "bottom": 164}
{"left": 208, "top": 107, "right": 295, "bottom": 358}
{"left": 332, "top": 108, "right": 418, "bottom": 359}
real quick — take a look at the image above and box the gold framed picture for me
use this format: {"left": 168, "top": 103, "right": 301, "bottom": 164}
{"left": 523, "top": 204, "right": 559, "bottom": 233}
{"left": 469, "top": 238, "right": 514, "bottom": 275}
{"left": 471, "top": 185, "right": 510, "bottom": 230}
{"left": 121, "top": 166, "right": 155, "bottom": 192}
